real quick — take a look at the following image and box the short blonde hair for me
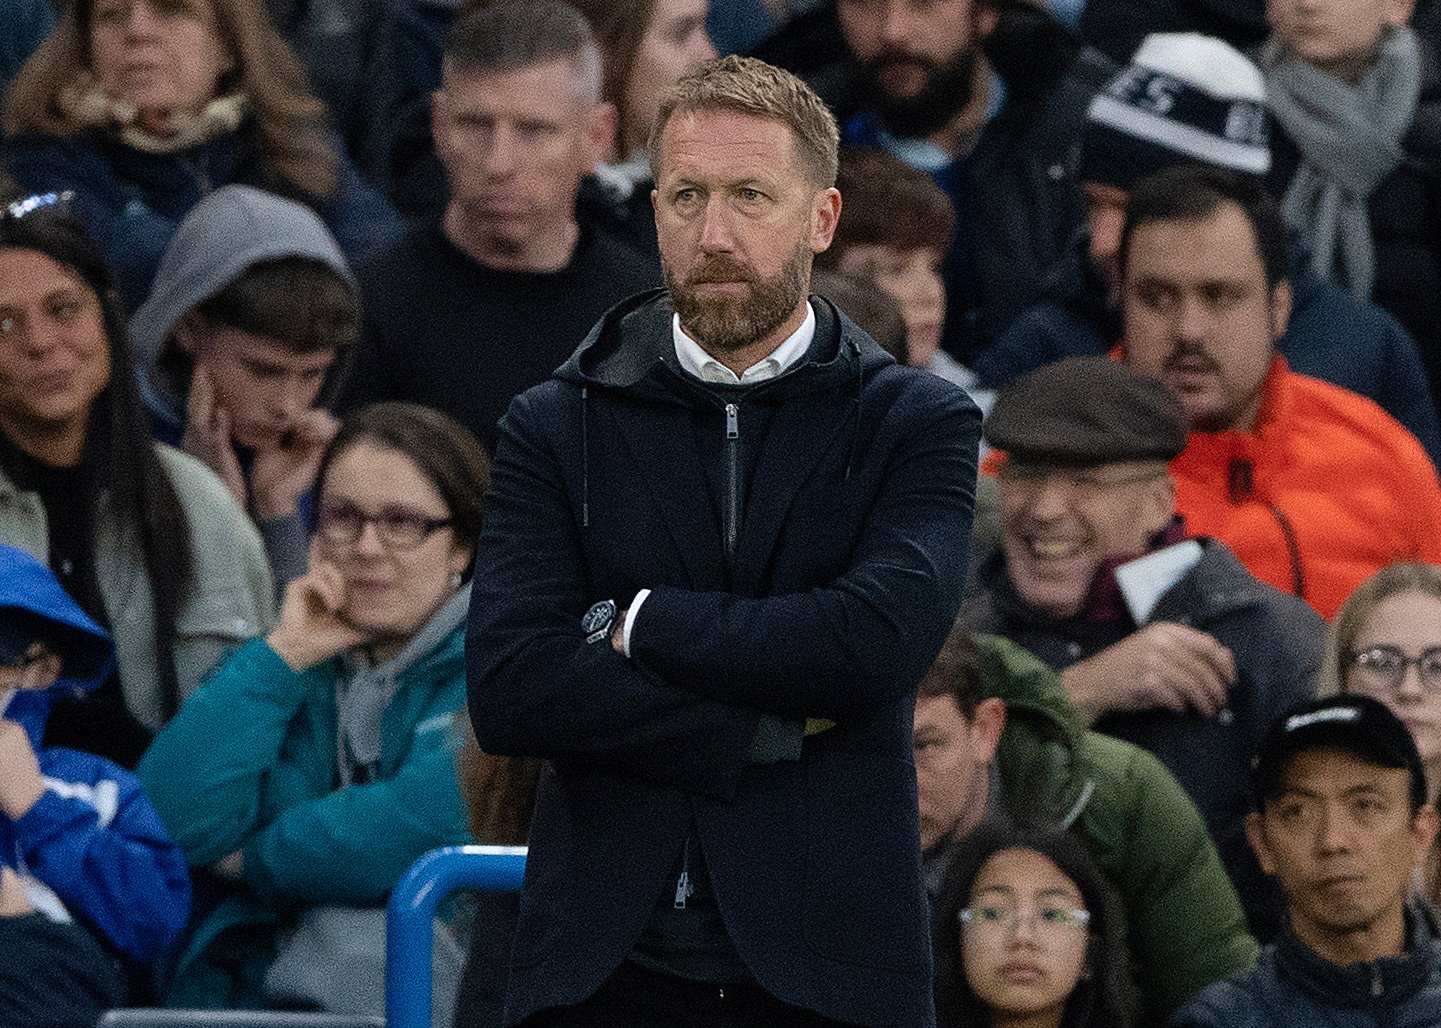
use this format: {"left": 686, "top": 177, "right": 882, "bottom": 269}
{"left": 647, "top": 54, "right": 839, "bottom": 189}
{"left": 1319, "top": 562, "right": 1441, "bottom": 697}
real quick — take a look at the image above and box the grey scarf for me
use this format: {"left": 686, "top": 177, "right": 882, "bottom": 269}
{"left": 1259, "top": 27, "right": 1422, "bottom": 300}
{"left": 335, "top": 583, "right": 470, "bottom": 785}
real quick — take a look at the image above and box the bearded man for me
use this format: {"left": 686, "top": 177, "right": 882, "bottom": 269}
{"left": 467, "top": 54, "right": 981, "bottom": 1028}
{"left": 831, "top": 0, "right": 1114, "bottom": 361}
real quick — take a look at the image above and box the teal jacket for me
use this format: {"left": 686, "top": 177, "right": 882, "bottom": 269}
{"left": 976, "top": 635, "right": 1260, "bottom": 1025}
{"left": 137, "top": 628, "right": 471, "bottom": 1007}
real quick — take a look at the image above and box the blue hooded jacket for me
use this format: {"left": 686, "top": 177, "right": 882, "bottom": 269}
{"left": 0, "top": 544, "right": 190, "bottom": 963}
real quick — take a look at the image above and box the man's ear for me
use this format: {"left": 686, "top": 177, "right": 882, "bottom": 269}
{"left": 1269, "top": 279, "right": 1293, "bottom": 341}
{"left": 970, "top": 696, "right": 1007, "bottom": 764}
{"left": 1388, "top": 0, "right": 1417, "bottom": 27}
{"left": 1412, "top": 803, "right": 1440, "bottom": 864}
{"left": 1142, "top": 472, "right": 1177, "bottom": 535}
{"left": 173, "top": 311, "right": 205, "bottom": 356}
{"left": 1245, "top": 810, "right": 1276, "bottom": 875}
{"left": 810, "top": 187, "right": 842, "bottom": 254}
{"left": 585, "top": 101, "right": 619, "bottom": 168}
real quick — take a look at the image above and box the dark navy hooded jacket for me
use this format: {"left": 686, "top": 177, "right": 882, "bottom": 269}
{"left": 0, "top": 544, "right": 190, "bottom": 963}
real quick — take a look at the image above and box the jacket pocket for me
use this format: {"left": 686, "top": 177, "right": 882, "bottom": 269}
{"left": 801, "top": 755, "right": 929, "bottom": 972}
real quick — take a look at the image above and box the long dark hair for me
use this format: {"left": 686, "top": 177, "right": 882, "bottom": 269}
{"left": 933, "top": 823, "right": 1136, "bottom": 1028}
{"left": 0, "top": 205, "right": 195, "bottom": 709}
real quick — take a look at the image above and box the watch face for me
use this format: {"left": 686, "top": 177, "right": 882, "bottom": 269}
{"left": 582, "top": 600, "right": 616, "bottom": 636}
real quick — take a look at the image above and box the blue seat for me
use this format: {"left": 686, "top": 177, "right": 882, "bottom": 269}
{"left": 98, "top": 1013, "right": 384, "bottom": 1027}
{"left": 385, "top": 845, "right": 527, "bottom": 1028}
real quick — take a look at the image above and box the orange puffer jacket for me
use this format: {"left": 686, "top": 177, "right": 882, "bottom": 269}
{"left": 1170, "top": 357, "right": 1441, "bottom": 619}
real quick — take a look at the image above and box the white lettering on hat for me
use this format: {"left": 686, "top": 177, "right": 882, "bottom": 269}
{"left": 1285, "top": 707, "right": 1360, "bottom": 732}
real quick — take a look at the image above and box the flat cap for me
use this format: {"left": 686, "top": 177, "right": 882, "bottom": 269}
{"left": 984, "top": 357, "right": 1188, "bottom": 464}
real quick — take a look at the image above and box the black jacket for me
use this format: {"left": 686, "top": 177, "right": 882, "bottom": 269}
{"left": 467, "top": 291, "right": 981, "bottom": 1026}
{"left": 1172, "top": 906, "right": 1441, "bottom": 1027}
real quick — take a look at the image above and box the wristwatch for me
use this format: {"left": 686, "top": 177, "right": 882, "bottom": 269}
{"left": 582, "top": 599, "right": 618, "bottom": 645}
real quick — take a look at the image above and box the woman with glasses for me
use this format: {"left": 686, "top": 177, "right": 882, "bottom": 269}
{"left": 137, "top": 401, "right": 487, "bottom": 1012}
{"left": 0, "top": 201, "right": 272, "bottom": 769}
{"left": 1, "top": 0, "right": 399, "bottom": 309}
{"left": 933, "top": 824, "right": 1136, "bottom": 1028}
{"left": 1319, "top": 562, "right": 1441, "bottom": 906}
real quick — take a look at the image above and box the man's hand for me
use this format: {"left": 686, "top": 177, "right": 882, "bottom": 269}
{"left": 0, "top": 720, "right": 44, "bottom": 821}
{"left": 1060, "top": 622, "right": 1235, "bottom": 725}
{"left": 250, "top": 409, "right": 340, "bottom": 521}
{"left": 181, "top": 366, "right": 247, "bottom": 509}
{"left": 266, "top": 550, "right": 369, "bottom": 671}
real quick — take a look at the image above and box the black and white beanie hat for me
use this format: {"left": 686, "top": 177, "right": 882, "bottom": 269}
{"left": 1078, "top": 33, "right": 1270, "bottom": 190}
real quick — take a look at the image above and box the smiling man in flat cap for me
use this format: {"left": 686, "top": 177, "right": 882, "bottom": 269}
{"left": 958, "top": 355, "right": 1325, "bottom": 939}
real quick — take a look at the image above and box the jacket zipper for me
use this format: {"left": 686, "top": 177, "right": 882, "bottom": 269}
{"left": 724, "top": 403, "right": 740, "bottom": 559}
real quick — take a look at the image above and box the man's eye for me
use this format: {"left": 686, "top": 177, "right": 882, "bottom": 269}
{"left": 975, "top": 906, "right": 1008, "bottom": 923}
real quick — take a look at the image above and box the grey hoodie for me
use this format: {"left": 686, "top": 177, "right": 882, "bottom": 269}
{"left": 132, "top": 183, "right": 357, "bottom": 440}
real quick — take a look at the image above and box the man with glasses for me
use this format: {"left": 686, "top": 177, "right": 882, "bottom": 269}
{"left": 959, "top": 355, "right": 1323, "bottom": 939}
{"left": 1173, "top": 696, "right": 1441, "bottom": 1026}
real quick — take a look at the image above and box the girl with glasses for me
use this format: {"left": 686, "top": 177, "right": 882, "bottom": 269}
{"left": 933, "top": 824, "right": 1136, "bottom": 1028}
{"left": 1319, "top": 562, "right": 1441, "bottom": 908}
{"left": 137, "top": 401, "right": 489, "bottom": 1013}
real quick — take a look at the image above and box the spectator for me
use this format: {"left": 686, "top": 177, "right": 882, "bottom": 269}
{"left": 137, "top": 401, "right": 484, "bottom": 1013}
{"left": 809, "top": 268, "right": 909, "bottom": 361}
{"left": 264, "top": 0, "right": 394, "bottom": 159}
{"left": 1118, "top": 164, "right": 1441, "bottom": 619}
{"left": 1260, "top": 0, "right": 1441, "bottom": 416}
{"left": 831, "top": 0, "right": 1113, "bottom": 361}
{"left": 362, "top": 0, "right": 716, "bottom": 245}
{"left": 133, "top": 184, "right": 356, "bottom": 589}
{"left": 573, "top": 0, "right": 717, "bottom": 258}
{"left": 336, "top": 0, "right": 657, "bottom": 455}
{"left": 918, "top": 630, "right": 1258, "bottom": 1026}
{"left": 452, "top": 734, "right": 541, "bottom": 1028}
{"left": 0, "top": 202, "right": 272, "bottom": 768}
{"left": 1172, "top": 696, "right": 1441, "bottom": 1026}
{"left": 1, "top": 0, "right": 401, "bottom": 309}
{"left": 0, "top": 542, "right": 190, "bottom": 1025}
{"left": 819, "top": 146, "right": 992, "bottom": 412}
{"left": 467, "top": 53, "right": 979, "bottom": 1027}
{"left": 0, "top": 0, "right": 54, "bottom": 101}
{"left": 1318, "top": 562, "right": 1441, "bottom": 908}
{"left": 932, "top": 822, "right": 1136, "bottom": 1028}
{"left": 961, "top": 356, "right": 1320, "bottom": 938}
{"left": 979, "top": 33, "right": 1441, "bottom": 464}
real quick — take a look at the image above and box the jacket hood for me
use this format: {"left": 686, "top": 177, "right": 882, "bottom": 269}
{"left": 0, "top": 544, "right": 115, "bottom": 748}
{"left": 974, "top": 634, "right": 1083, "bottom": 752}
{"left": 555, "top": 288, "right": 896, "bottom": 402}
{"left": 131, "top": 184, "right": 357, "bottom": 432}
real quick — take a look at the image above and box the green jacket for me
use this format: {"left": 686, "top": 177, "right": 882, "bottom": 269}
{"left": 976, "top": 635, "right": 1259, "bottom": 1025}
{"left": 0, "top": 444, "right": 274, "bottom": 730}
{"left": 137, "top": 629, "right": 472, "bottom": 1007}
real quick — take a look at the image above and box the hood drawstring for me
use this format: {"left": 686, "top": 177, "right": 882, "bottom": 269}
{"left": 845, "top": 335, "right": 864, "bottom": 481}
{"left": 582, "top": 386, "right": 591, "bottom": 529}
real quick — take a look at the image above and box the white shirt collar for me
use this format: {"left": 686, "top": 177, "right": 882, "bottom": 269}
{"left": 671, "top": 302, "right": 816, "bottom": 385}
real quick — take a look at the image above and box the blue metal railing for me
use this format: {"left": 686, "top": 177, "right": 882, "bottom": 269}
{"left": 385, "top": 845, "right": 527, "bottom": 1028}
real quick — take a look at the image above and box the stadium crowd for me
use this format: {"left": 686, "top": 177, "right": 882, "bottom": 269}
{"left": 1, "top": 0, "right": 1441, "bottom": 1025}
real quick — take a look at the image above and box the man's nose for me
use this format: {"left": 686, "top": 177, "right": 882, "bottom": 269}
{"left": 1316, "top": 806, "right": 1356, "bottom": 854}
{"left": 482, "top": 126, "right": 518, "bottom": 176}
{"left": 879, "top": 2, "right": 918, "bottom": 47}
{"left": 698, "top": 197, "right": 736, "bottom": 253}
{"left": 1172, "top": 295, "right": 1210, "bottom": 341}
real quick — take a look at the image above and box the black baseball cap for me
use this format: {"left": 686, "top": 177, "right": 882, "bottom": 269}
{"left": 1253, "top": 696, "right": 1428, "bottom": 811}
